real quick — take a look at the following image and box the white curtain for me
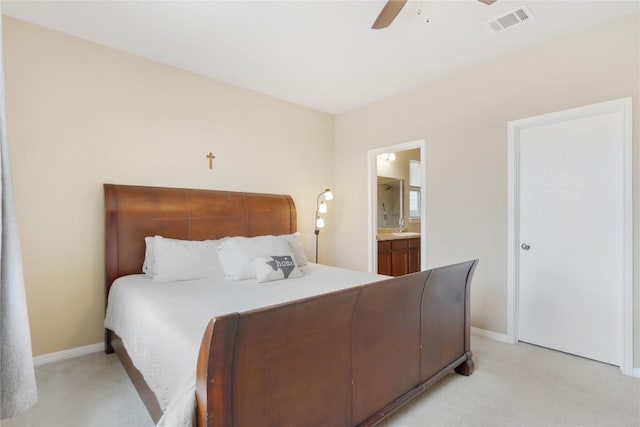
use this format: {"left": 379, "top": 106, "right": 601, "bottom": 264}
{"left": 0, "top": 10, "right": 38, "bottom": 419}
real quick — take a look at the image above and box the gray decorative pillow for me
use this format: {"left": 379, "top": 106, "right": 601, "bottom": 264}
{"left": 253, "top": 254, "right": 303, "bottom": 283}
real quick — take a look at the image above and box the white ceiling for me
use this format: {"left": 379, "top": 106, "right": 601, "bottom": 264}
{"left": 1, "top": 1, "right": 637, "bottom": 114}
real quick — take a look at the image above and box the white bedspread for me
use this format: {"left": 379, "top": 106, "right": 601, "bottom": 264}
{"left": 104, "top": 263, "right": 387, "bottom": 427}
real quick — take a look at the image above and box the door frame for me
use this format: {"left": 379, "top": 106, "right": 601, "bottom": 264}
{"left": 507, "top": 97, "right": 633, "bottom": 375}
{"left": 368, "top": 139, "right": 427, "bottom": 274}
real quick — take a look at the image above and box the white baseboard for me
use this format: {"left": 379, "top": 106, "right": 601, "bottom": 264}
{"left": 33, "top": 342, "right": 103, "bottom": 366}
{"left": 471, "top": 327, "right": 511, "bottom": 343}
{"left": 632, "top": 368, "right": 640, "bottom": 379}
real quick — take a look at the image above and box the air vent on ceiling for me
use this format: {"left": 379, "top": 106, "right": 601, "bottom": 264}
{"left": 485, "top": 5, "right": 534, "bottom": 33}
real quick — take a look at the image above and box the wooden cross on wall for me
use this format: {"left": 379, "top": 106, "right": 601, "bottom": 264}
{"left": 206, "top": 152, "right": 215, "bottom": 170}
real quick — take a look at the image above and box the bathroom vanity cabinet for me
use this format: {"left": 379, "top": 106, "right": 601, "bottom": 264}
{"left": 377, "top": 236, "right": 420, "bottom": 276}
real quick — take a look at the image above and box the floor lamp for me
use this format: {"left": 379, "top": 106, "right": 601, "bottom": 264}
{"left": 314, "top": 188, "right": 333, "bottom": 263}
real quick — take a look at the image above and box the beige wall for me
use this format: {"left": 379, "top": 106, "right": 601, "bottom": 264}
{"left": 3, "top": 17, "right": 335, "bottom": 355}
{"left": 3, "top": 12, "right": 639, "bottom": 370}
{"left": 334, "top": 14, "right": 640, "bottom": 366}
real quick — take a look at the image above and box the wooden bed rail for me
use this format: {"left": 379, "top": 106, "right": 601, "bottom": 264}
{"left": 196, "top": 259, "right": 478, "bottom": 427}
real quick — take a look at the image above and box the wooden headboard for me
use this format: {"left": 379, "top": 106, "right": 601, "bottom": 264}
{"left": 104, "top": 184, "right": 297, "bottom": 295}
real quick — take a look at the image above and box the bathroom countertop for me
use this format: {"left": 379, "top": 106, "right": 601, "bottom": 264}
{"left": 377, "top": 232, "right": 421, "bottom": 241}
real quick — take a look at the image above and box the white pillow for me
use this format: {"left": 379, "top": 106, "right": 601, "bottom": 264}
{"left": 217, "top": 235, "right": 292, "bottom": 281}
{"left": 253, "top": 254, "right": 302, "bottom": 283}
{"left": 142, "top": 236, "right": 155, "bottom": 277}
{"left": 152, "top": 236, "right": 225, "bottom": 282}
{"left": 278, "top": 232, "right": 307, "bottom": 267}
{"left": 145, "top": 233, "right": 307, "bottom": 277}
{"left": 143, "top": 236, "right": 189, "bottom": 277}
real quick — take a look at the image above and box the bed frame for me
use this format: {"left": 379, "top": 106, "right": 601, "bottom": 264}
{"left": 104, "top": 184, "right": 478, "bottom": 426}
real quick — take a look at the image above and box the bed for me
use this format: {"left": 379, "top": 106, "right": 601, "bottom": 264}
{"left": 103, "top": 183, "right": 478, "bottom": 427}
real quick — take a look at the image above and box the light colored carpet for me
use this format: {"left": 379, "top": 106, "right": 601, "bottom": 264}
{"left": 2, "top": 336, "right": 639, "bottom": 426}
{"left": 381, "top": 337, "right": 640, "bottom": 426}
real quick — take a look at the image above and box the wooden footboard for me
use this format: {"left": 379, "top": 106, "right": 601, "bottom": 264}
{"left": 196, "top": 259, "right": 478, "bottom": 427}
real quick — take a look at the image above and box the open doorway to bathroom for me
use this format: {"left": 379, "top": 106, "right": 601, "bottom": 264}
{"left": 368, "top": 140, "right": 426, "bottom": 275}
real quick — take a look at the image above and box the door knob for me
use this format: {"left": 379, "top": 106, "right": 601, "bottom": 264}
{"left": 521, "top": 243, "right": 531, "bottom": 250}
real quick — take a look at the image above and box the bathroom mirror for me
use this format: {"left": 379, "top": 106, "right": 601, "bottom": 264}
{"left": 377, "top": 176, "right": 403, "bottom": 229}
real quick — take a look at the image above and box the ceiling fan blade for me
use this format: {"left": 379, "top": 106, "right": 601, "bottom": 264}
{"left": 478, "top": 0, "right": 498, "bottom": 4}
{"left": 372, "top": 0, "right": 408, "bottom": 29}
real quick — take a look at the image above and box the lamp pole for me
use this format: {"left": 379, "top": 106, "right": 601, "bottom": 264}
{"left": 314, "top": 188, "right": 333, "bottom": 264}
{"left": 314, "top": 228, "right": 320, "bottom": 264}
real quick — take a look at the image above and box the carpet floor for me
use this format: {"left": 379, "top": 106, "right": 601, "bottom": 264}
{"left": 3, "top": 336, "right": 639, "bottom": 426}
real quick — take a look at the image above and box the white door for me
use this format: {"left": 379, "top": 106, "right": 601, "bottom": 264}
{"left": 517, "top": 108, "right": 625, "bottom": 366}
